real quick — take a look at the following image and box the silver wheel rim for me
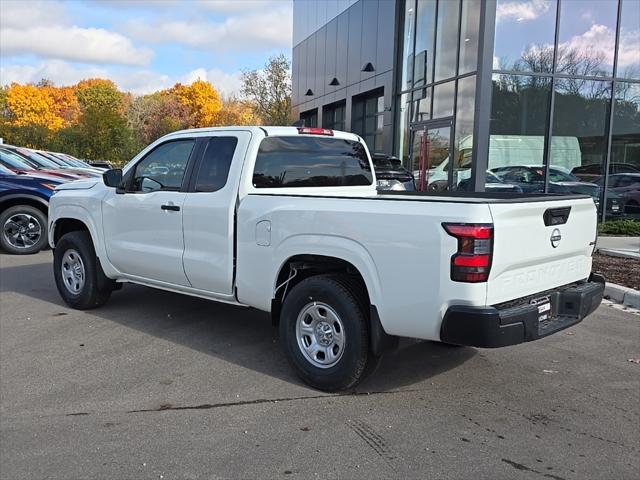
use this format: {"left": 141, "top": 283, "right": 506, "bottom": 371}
{"left": 3, "top": 213, "right": 42, "bottom": 250}
{"left": 295, "top": 302, "right": 345, "bottom": 369}
{"left": 61, "top": 249, "right": 86, "bottom": 295}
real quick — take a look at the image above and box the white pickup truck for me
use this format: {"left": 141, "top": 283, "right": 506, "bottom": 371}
{"left": 48, "top": 126, "right": 604, "bottom": 391}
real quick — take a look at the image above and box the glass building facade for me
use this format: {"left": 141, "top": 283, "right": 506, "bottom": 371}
{"left": 292, "top": 0, "right": 640, "bottom": 220}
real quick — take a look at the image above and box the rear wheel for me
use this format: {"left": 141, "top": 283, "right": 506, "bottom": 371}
{"left": 280, "top": 274, "right": 376, "bottom": 392}
{"left": 0, "top": 205, "right": 48, "bottom": 255}
{"left": 53, "top": 231, "right": 112, "bottom": 309}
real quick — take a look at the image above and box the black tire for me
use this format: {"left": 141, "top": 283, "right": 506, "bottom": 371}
{"left": 0, "top": 205, "right": 48, "bottom": 255}
{"left": 280, "top": 274, "right": 376, "bottom": 392}
{"left": 53, "top": 231, "right": 112, "bottom": 309}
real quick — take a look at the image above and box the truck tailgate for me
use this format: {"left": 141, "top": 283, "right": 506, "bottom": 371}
{"left": 487, "top": 197, "right": 596, "bottom": 305}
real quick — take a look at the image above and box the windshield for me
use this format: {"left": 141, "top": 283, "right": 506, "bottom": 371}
{"left": 0, "top": 149, "right": 36, "bottom": 170}
{"left": 13, "top": 148, "right": 61, "bottom": 168}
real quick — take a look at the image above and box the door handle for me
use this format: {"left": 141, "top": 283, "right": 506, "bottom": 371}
{"left": 161, "top": 204, "right": 180, "bottom": 211}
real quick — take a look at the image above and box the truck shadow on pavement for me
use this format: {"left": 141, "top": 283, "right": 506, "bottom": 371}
{"left": 1, "top": 259, "right": 476, "bottom": 392}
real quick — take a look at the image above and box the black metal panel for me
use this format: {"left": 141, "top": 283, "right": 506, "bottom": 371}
{"left": 308, "top": 34, "right": 317, "bottom": 100}
{"left": 315, "top": 26, "right": 326, "bottom": 98}
{"left": 377, "top": 0, "right": 396, "bottom": 74}
{"left": 361, "top": 0, "right": 379, "bottom": 82}
{"left": 347, "top": 0, "right": 363, "bottom": 86}
{"left": 336, "top": 10, "right": 349, "bottom": 92}
{"left": 325, "top": 17, "right": 338, "bottom": 92}
{"left": 298, "top": 38, "right": 307, "bottom": 107}
{"left": 292, "top": 44, "right": 300, "bottom": 107}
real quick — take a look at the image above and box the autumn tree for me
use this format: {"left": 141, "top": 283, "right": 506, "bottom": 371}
{"left": 70, "top": 78, "right": 136, "bottom": 164}
{"left": 128, "top": 90, "right": 191, "bottom": 147}
{"left": 214, "top": 96, "right": 260, "bottom": 126}
{"left": 241, "top": 54, "right": 292, "bottom": 125}
{"left": 172, "top": 79, "right": 222, "bottom": 128}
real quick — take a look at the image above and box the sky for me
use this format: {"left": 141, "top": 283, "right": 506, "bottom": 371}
{"left": 0, "top": 0, "right": 294, "bottom": 96}
{"left": 493, "top": 0, "right": 639, "bottom": 76}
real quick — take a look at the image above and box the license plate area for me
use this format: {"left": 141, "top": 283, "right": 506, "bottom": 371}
{"left": 531, "top": 295, "right": 555, "bottom": 323}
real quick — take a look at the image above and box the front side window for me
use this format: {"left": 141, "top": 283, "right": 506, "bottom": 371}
{"left": 193, "top": 137, "right": 238, "bottom": 192}
{"left": 253, "top": 136, "right": 372, "bottom": 188}
{"left": 130, "top": 139, "right": 195, "bottom": 193}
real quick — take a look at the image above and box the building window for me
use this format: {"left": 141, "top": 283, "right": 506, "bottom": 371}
{"left": 617, "top": 0, "right": 640, "bottom": 80}
{"left": 322, "top": 101, "right": 346, "bottom": 131}
{"left": 300, "top": 108, "right": 318, "bottom": 127}
{"left": 352, "top": 89, "right": 385, "bottom": 152}
{"left": 458, "top": 0, "right": 481, "bottom": 75}
{"left": 488, "top": 74, "right": 552, "bottom": 189}
{"left": 493, "top": 0, "right": 557, "bottom": 73}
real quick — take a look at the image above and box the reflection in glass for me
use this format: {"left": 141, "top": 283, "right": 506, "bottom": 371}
{"left": 411, "top": 87, "right": 432, "bottom": 123}
{"left": 411, "top": 126, "right": 451, "bottom": 191}
{"left": 493, "top": 0, "right": 557, "bottom": 73}
{"left": 617, "top": 0, "right": 640, "bottom": 80}
{"left": 433, "top": 81, "right": 455, "bottom": 119}
{"left": 489, "top": 74, "right": 551, "bottom": 174}
{"left": 607, "top": 82, "right": 640, "bottom": 218}
{"left": 352, "top": 90, "right": 385, "bottom": 152}
{"left": 551, "top": 79, "right": 612, "bottom": 174}
{"left": 396, "top": 93, "right": 412, "bottom": 166}
{"left": 413, "top": 0, "right": 436, "bottom": 88}
{"left": 557, "top": 0, "right": 617, "bottom": 77}
{"left": 253, "top": 137, "right": 373, "bottom": 188}
{"left": 453, "top": 75, "right": 476, "bottom": 189}
{"left": 401, "top": 0, "right": 416, "bottom": 91}
{"left": 459, "top": 0, "right": 481, "bottom": 74}
{"left": 434, "top": 0, "right": 460, "bottom": 81}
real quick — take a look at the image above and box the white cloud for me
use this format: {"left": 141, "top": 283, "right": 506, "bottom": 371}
{"left": 0, "top": 60, "right": 243, "bottom": 96}
{"left": 182, "top": 68, "right": 243, "bottom": 96}
{"left": 496, "top": 0, "right": 551, "bottom": 22}
{"left": 124, "top": 4, "right": 292, "bottom": 51}
{"left": 560, "top": 24, "right": 615, "bottom": 64}
{"left": 1, "top": 26, "right": 154, "bottom": 66}
{"left": 0, "top": 0, "right": 69, "bottom": 29}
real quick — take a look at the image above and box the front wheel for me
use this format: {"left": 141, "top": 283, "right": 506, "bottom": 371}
{"left": 280, "top": 274, "right": 376, "bottom": 392}
{"left": 0, "top": 205, "right": 48, "bottom": 255}
{"left": 53, "top": 231, "right": 112, "bottom": 309}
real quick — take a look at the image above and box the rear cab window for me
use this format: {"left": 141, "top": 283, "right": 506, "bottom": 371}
{"left": 252, "top": 136, "right": 373, "bottom": 188}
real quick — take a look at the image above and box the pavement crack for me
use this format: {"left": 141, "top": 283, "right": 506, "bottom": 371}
{"left": 502, "top": 459, "right": 567, "bottom": 480}
{"left": 121, "top": 388, "right": 419, "bottom": 414}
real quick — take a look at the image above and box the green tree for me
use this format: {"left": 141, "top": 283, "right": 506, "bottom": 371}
{"left": 241, "top": 54, "right": 292, "bottom": 125}
{"left": 72, "top": 79, "right": 136, "bottom": 164}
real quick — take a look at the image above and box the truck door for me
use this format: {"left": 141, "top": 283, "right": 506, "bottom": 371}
{"left": 102, "top": 138, "right": 196, "bottom": 286}
{"left": 181, "top": 131, "right": 251, "bottom": 294}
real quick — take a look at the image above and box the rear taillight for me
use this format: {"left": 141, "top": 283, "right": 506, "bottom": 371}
{"left": 443, "top": 223, "right": 493, "bottom": 283}
{"left": 297, "top": 127, "right": 334, "bottom": 136}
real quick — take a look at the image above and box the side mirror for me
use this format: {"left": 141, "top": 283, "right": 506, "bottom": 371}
{"left": 103, "top": 169, "right": 123, "bottom": 188}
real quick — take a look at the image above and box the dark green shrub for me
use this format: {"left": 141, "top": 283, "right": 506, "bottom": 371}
{"left": 598, "top": 220, "right": 640, "bottom": 236}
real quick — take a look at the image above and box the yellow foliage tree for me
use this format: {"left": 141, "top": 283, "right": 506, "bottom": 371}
{"left": 45, "top": 86, "right": 80, "bottom": 126}
{"left": 213, "top": 97, "right": 261, "bottom": 126}
{"left": 172, "top": 79, "right": 222, "bottom": 128}
{"left": 5, "top": 83, "right": 64, "bottom": 131}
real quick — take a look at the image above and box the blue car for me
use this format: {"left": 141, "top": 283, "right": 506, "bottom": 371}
{"left": 0, "top": 164, "right": 63, "bottom": 254}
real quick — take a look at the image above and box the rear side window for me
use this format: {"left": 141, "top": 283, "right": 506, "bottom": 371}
{"left": 252, "top": 136, "right": 372, "bottom": 188}
{"left": 193, "top": 137, "right": 238, "bottom": 192}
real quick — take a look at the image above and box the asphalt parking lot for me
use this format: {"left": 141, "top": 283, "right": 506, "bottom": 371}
{"left": 1, "top": 251, "right": 639, "bottom": 480}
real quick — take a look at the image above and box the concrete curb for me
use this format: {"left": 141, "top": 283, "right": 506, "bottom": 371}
{"left": 596, "top": 248, "right": 640, "bottom": 260}
{"left": 604, "top": 282, "right": 640, "bottom": 309}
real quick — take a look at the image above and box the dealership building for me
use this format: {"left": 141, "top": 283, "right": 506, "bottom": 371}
{"left": 291, "top": 0, "right": 640, "bottom": 219}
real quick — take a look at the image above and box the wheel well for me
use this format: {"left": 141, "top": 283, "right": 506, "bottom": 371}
{"left": 0, "top": 197, "right": 48, "bottom": 216}
{"left": 53, "top": 218, "right": 89, "bottom": 245}
{"left": 272, "top": 254, "right": 371, "bottom": 320}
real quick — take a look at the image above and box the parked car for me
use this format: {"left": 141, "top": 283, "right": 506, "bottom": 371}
{"left": 457, "top": 171, "right": 523, "bottom": 193}
{"left": 34, "top": 150, "right": 103, "bottom": 175}
{"left": 490, "top": 165, "right": 622, "bottom": 216}
{"left": 48, "top": 126, "right": 604, "bottom": 392}
{"left": 88, "top": 160, "right": 113, "bottom": 169}
{"left": 0, "top": 164, "right": 62, "bottom": 254}
{"left": 0, "top": 147, "right": 81, "bottom": 181}
{"left": 371, "top": 153, "right": 415, "bottom": 191}
{"left": 596, "top": 173, "right": 640, "bottom": 214}
{"left": 572, "top": 163, "right": 639, "bottom": 183}
{"left": 1, "top": 145, "right": 100, "bottom": 178}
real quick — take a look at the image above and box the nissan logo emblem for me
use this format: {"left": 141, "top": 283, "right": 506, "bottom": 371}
{"left": 550, "top": 228, "right": 562, "bottom": 248}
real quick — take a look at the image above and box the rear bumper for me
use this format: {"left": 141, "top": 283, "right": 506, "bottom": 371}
{"left": 440, "top": 274, "right": 605, "bottom": 348}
